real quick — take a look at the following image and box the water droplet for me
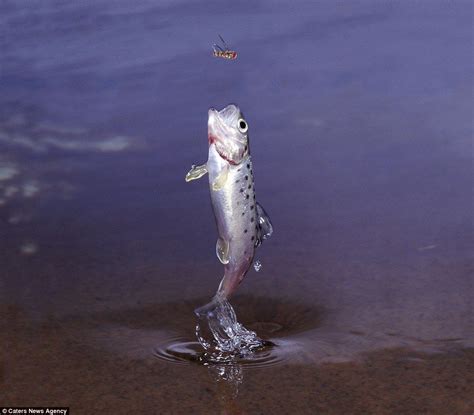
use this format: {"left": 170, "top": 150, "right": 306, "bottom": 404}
{"left": 254, "top": 259, "right": 262, "bottom": 272}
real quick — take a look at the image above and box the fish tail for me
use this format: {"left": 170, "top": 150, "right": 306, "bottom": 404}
{"left": 194, "top": 296, "right": 220, "bottom": 318}
{"left": 216, "top": 269, "right": 243, "bottom": 300}
{"left": 194, "top": 273, "right": 235, "bottom": 318}
{"left": 195, "top": 270, "right": 243, "bottom": 318}
{"left": 194, "top": 290, "right": 227, "bottom": 318}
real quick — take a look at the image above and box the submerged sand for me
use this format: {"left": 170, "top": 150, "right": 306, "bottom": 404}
{"left": 2, "top": 304, "right": 473, "bottom": 414}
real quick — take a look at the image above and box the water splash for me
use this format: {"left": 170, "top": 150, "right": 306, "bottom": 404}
{"left": 253, "top": 259, "right": 262, "bottom": 272}
{"left": 195, "top": 296, "right": 265, "bottom": 362}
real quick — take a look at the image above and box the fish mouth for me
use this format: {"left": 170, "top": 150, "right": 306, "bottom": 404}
{"left": 207, "top": 108, "right": 226, "bottom": 146}
{"left": 208, "top": 133, "right": 237, "bottom": 165}
{"left": 217, "top": 104, "right": 239, "bottom": 119}
{"left": 208, "top": 105, "right": 239, "bottom": 129}
{"left": 207, "top": 105, "right": 239, "bottom": 140}
{"left": 207, "top": 105, "right": 243, "bottom": 165}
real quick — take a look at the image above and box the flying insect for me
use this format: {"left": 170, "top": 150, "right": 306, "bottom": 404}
{"left": 212, "top": 35, "right": 237, "bottom": 60}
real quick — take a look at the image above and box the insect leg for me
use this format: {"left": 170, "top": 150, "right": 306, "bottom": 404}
{"left": 213, "top": 43, "right": 224, "bottom": 52}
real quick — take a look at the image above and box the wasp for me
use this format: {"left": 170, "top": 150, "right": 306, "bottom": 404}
{"left": 212, "top": 35, "right": 237, "bottom": 60}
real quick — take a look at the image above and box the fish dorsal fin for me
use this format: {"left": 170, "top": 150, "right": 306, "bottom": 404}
{"left": 255, "top": 202, "right": 273, "bottom": 247}
{"left": 185, "top": 163, "right": 208, "bottom": 182}
{"left": 216, "top": 238, "right": 230, "bottom": 264}
{"left": 212, "top": 164, "right": 229, "bottom": 191}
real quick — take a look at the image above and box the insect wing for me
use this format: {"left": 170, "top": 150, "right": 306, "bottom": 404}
{"left": 218, "top": 34, "right": 231, "bottom": 50}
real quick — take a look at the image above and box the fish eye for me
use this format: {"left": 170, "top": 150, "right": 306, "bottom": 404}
{"left": 238, "top": 118, "right": 248, "bottom": 133}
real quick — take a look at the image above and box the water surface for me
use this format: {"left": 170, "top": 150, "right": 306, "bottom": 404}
{"left": 1, "top": 1, "right": 473, "bottom": 413}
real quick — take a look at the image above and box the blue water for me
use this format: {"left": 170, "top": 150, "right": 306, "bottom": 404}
{"left": 1, "top": 0, "right": 473, "bottom": 412}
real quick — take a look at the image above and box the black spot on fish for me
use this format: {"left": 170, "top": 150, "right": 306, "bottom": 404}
{"left": 248, "top": 184, "right": 251, "bottom": 189}
{"left": 250, "top": 205, "right": 254, "bottom": 210}
{"left": 244, "top": 145, "right": 247, "bottom": 151}
{"left": 250, "top": 170, "right": 253, "bottom": 175}
{"left": 245, "top": 175, "right": 248, "bottom": 180}
{"left": 251, "top": 217, "right": 254, "bottom": 222}
{"left": 244, "top": 229, "right": 248, "bottom": 233}
{"left": 251, "top": 236, "right": 255, "bottom": 241}
{"left": 237, "top": 168, "right": 241, "bottom": 172}
{"left": 240, "top": 188, "right": 244, "bottom": 193}
{"left": 235, "top": 179, "right": 240, "bottom": 183}
{"left": 253, "top": 194, "right": 256, "bottom": 200}
{"left": 247, "top": 164, "right": 250, "bottom": 169}
{"left": 242, "top": 212, "right": 245, "bottom": 216}
{"left": 246, "top": 195, "right": 249, "bottom": 199}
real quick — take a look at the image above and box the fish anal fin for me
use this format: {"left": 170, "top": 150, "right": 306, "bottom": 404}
{"left": 255, "top": 202, "right": 273, "bottom": 246}
{"left": 216, "top": 238, "right": 230, "bottom": 264}
{"left": 185, "top": 163, "right": 208, "bottom": 182}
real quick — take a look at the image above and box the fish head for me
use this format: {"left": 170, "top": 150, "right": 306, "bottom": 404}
{"left": 208, "top": 104, "right": 249, "bottom": 165}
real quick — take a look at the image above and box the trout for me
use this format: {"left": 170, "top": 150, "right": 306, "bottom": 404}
{"left": 186, "top": 104, "right": 273, "bottom": 304}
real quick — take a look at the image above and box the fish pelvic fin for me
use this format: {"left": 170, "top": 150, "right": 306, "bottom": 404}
{"left": 211, "top": 164, "right": 229, "bottom": 191}
{"left": 185, "top": 163, "right": 208, "bottom": 182}
{"left": 216, "top": 238, "right": 230, "bottom": 264}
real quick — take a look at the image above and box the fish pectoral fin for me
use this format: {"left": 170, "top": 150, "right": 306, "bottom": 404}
{"left": 216, "top": 238, "right": 230, "bottom": 264}
{"left": 211, "top": 164, "right": 229, "bottom": 191}
{"left": 255, "top": 202, "right": 273, "bottom": 246}
{"left": 185, "top": 163, "right": 208, "bottom": 182}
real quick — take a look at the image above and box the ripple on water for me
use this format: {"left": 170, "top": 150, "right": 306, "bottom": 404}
{"left": 153, "top": 336, "right": 299, "bottom": 369}
{"left": 151, "top": 296, "right": 315, "bottom": 368}
{"left": 69, "top": 295, "right": 319, "bottom": 366}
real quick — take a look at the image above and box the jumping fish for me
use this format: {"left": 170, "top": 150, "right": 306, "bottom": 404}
{"left": 186, "top": 104, "right": 273, "bottom": 301}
